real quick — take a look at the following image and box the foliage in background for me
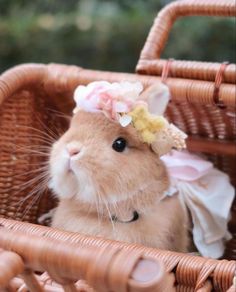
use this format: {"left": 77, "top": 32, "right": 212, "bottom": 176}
{"left": 0, "top": 0, "right": 235, "bottom": 73}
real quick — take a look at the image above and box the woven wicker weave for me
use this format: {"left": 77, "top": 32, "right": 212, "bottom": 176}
{"left": 0, "top": 218, "right": 235, "bottom": 292}
{"left": 0, "top": 0, "right": 235, "bottom": 291}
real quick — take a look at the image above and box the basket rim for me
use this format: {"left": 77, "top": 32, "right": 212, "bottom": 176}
{"left": 0, "top": 63, "right": 235, "bottom": 107}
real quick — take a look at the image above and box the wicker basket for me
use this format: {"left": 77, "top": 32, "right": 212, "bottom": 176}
{"left": 0, "top": 0, "right": 235, "bottom": 291}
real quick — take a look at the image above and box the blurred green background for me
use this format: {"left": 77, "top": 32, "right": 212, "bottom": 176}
{"left": 0, "top": 0, "right": 235, "bottom": 73}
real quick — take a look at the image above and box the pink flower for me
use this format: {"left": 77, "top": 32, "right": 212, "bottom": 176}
{"left": 73, "top": 81, "right": 110, "bottom": 113}
{"left": 73, "top": 81, "right": 144, "bottom": 125}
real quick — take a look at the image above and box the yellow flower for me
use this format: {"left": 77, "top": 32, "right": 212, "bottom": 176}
{"left": 129, "top": 105, "right": 168, "bottom": 144}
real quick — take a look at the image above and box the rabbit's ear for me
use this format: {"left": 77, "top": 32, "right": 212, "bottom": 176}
{"left": 139, "top": 83, "right": 170, "bottom": 116}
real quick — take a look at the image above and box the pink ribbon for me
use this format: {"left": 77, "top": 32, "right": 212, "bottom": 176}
{"left": 161, "top": 150, "right": 213, "bottom": 181}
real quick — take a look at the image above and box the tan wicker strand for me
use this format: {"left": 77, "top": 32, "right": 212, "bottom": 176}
{"left": 175, "top": 255, "right": 208, "bottom": 287}
{"left": 0, "top": 226, "right": 175, "bottom": 292}
{"left": 195, "top": 280, "right": 212, "bottom": 292}
{"left": 71, "top": 68, "right": 236, "bottom": 107}
{"left": 0, "top": 248, "right": 24, "bottom": 288}
{"left": 186, "top": 136, "right": 236, "bottom": 156}
{"left": 0, "top": 218, "right": 196, "bottom": 271}
{"left": 136, "top": 60, "right": 236, "bottom": 84}
{"left": 161, "top": 58, "right": 174, "bottom": 83}
{"left": 213, "top": 260, "right": 236, "bottom": 291}
{"left": 106, "top": 249, "right": 143, "bottom": 292}
{"left": 139, "top": 0, "right": 236, "bottom": 60}
{"left": 85, "top": 245, "right": 120, "bottom": 292}
{"left": 194, "top": 259, "right": 218, "bottom": 290}
{"left": 136, "top": 0, "right": 236, "bottom": 83}
{"left": 7, "top": 276, "right": 94, "bottom": 292}
{"left": 21, "top": 270, "right": 44, "bottom": 292}
{"left": 0, "top": 64, "right": 235, "bottom": 108}
{"left": 0, "top": 90, "right": 63, "bottom": 223}
{"left": 0, "top": 218, "right": 235, "bottom": 292}
{"left": 10, "top": 277, "right": 96, "bottom": 292}
{"left": 213, "top": 62, "right": 230, "bottom": 107}
{"left": 0, "top": 64, "right": 46, "bottom": 105}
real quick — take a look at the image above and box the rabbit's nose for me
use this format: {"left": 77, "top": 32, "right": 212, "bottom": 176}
{"left": 66, "top": 144, "right": 81, "bottom": 157}
{"left": 68, "top": 148, "right": 80, "bottom": 157}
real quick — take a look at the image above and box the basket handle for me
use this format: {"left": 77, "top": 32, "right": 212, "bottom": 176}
{"left": 136, "top": 0, "right": 236, "bottom": 83}
{"left": 139, "top": 0, "right": 236, "bottom": 60}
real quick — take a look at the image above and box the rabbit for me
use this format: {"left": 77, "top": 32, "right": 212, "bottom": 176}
{"left": 50, "top": 81, "right": 189, "bottom": 252}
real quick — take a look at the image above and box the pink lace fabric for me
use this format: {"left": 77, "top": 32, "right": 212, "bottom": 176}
{"left": 161, "top": 150, "right": 235, "bottom": 258}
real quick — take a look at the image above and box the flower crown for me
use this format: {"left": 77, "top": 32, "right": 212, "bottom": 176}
{"left": 73, "top": 81, "right": 187, "bottom": 156}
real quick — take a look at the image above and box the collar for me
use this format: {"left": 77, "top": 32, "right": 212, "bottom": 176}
{"left": 111, "top": 210, "right": 139, "bottom": 223}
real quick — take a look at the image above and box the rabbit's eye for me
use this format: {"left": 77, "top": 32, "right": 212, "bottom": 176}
{"left": 112, "top": 137, "right": 127, "bottom": 152}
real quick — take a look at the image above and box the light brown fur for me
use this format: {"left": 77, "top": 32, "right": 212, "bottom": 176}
{"left": 53, "top": 195, "right": 188, "bottom": 251}
{"left": 50, "top": 110, "right": 189, "bottom": 252}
